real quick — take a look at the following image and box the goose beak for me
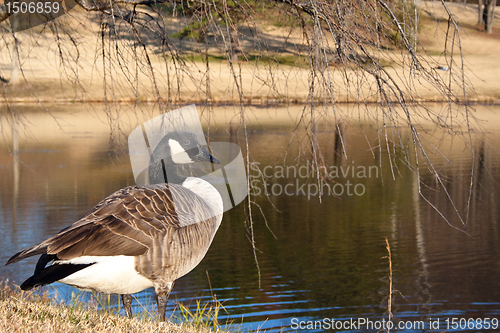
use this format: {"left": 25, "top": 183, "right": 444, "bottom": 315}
{"left": 195, "top": 146, "right": 220, "bottom": 164}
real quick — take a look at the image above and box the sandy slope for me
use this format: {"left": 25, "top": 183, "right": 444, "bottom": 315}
{"left": 1, "top": 1, "right": 499, "bottom": 104}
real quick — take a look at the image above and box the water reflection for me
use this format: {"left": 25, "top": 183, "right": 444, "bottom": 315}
{"left": 1, "top": 104, "right": 500, "bottom": 332}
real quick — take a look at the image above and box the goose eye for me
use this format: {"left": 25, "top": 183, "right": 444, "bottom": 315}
{"left": 184, "top": 140, "right": 191, "bottom": 145}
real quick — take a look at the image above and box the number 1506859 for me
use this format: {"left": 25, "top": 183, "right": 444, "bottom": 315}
{"left": 6, "top": 1, "right": 60, "bottom": 15}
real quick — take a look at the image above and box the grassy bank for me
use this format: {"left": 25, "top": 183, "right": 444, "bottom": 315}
{"left": 2, "top": 2, "right": 500, "bottom": 104}
{"left": 0, "top": 280, "right": 215, "bottom": 333}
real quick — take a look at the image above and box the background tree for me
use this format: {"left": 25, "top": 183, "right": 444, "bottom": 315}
{"left": 478, "top": 0, "right": 484, "bottom": 25}
{"left": 484, "top": 0, "right": 497, "bottom": 33}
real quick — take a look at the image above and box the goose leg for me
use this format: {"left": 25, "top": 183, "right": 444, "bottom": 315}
{"left": 121, "top": 294, "right": 133, "bottom": 318}
{"left": 156, "top": 282, "right": 173, "bottom": 322}
{"left": 157, "top": 294, "right": 168, "bottom": 322}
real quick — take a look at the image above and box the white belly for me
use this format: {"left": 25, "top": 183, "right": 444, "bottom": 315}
{"left": 57, "top": 256, "right": 154, "bottom": 294}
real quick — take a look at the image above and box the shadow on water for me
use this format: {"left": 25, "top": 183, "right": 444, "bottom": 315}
{"left": 1, "top": 104, "right": 500, "bottom": 332}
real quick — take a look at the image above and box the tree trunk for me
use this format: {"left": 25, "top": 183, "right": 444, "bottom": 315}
{"left": 485, "top": 0, "right": 497, "bottom": 34}
{"left": 10, "top": 17, "right": 21, "bottom": 85}
{"left": 230, "top": 28, "right": 240, "bottom": 62}
{"left": 478, "top": 0, "right": 484, "bottom": 25}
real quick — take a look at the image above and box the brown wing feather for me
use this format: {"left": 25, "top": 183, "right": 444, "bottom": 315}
{"left": 7, "top": 183, "right": 217, "bottom": 264}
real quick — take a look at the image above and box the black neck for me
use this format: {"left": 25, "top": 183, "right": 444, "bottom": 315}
{"left": 148, "top": 159, "right": 187, "bottom": 185}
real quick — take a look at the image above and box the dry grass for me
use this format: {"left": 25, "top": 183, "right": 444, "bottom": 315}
{"left": 0, "top": 281, "right": 214, "bottom": 333}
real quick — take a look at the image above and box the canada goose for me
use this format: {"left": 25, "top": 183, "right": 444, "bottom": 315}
{"left": 5, "top": 131, "right": 223, "bottom": 321}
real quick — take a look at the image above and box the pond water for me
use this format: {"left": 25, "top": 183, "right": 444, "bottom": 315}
{"left": 1, "top": 104, "right": 500, "bottom": 332}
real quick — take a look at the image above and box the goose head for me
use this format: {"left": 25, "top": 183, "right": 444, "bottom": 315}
{"left": 148, "top": 131, "right": 219, "bottom": 184}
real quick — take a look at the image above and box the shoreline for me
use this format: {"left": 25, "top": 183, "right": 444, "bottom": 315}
{"left": 2, "top": 96, "right": 500, "bottom": 106}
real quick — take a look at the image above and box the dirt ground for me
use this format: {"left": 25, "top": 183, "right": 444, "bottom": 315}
{"left": 1, "top": 1, "right": 500, "bottom": 104}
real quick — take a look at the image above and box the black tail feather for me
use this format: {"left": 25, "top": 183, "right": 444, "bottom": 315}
{"left": 34, "top": 254, "right": 57, "bottom": 276}
{"left": 20, "top": 262, "right": 95, "bottom": 290}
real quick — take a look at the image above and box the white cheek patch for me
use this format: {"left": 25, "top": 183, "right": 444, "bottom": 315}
{"left": 168, "top": 139, "right": 194, "bottom": 164}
